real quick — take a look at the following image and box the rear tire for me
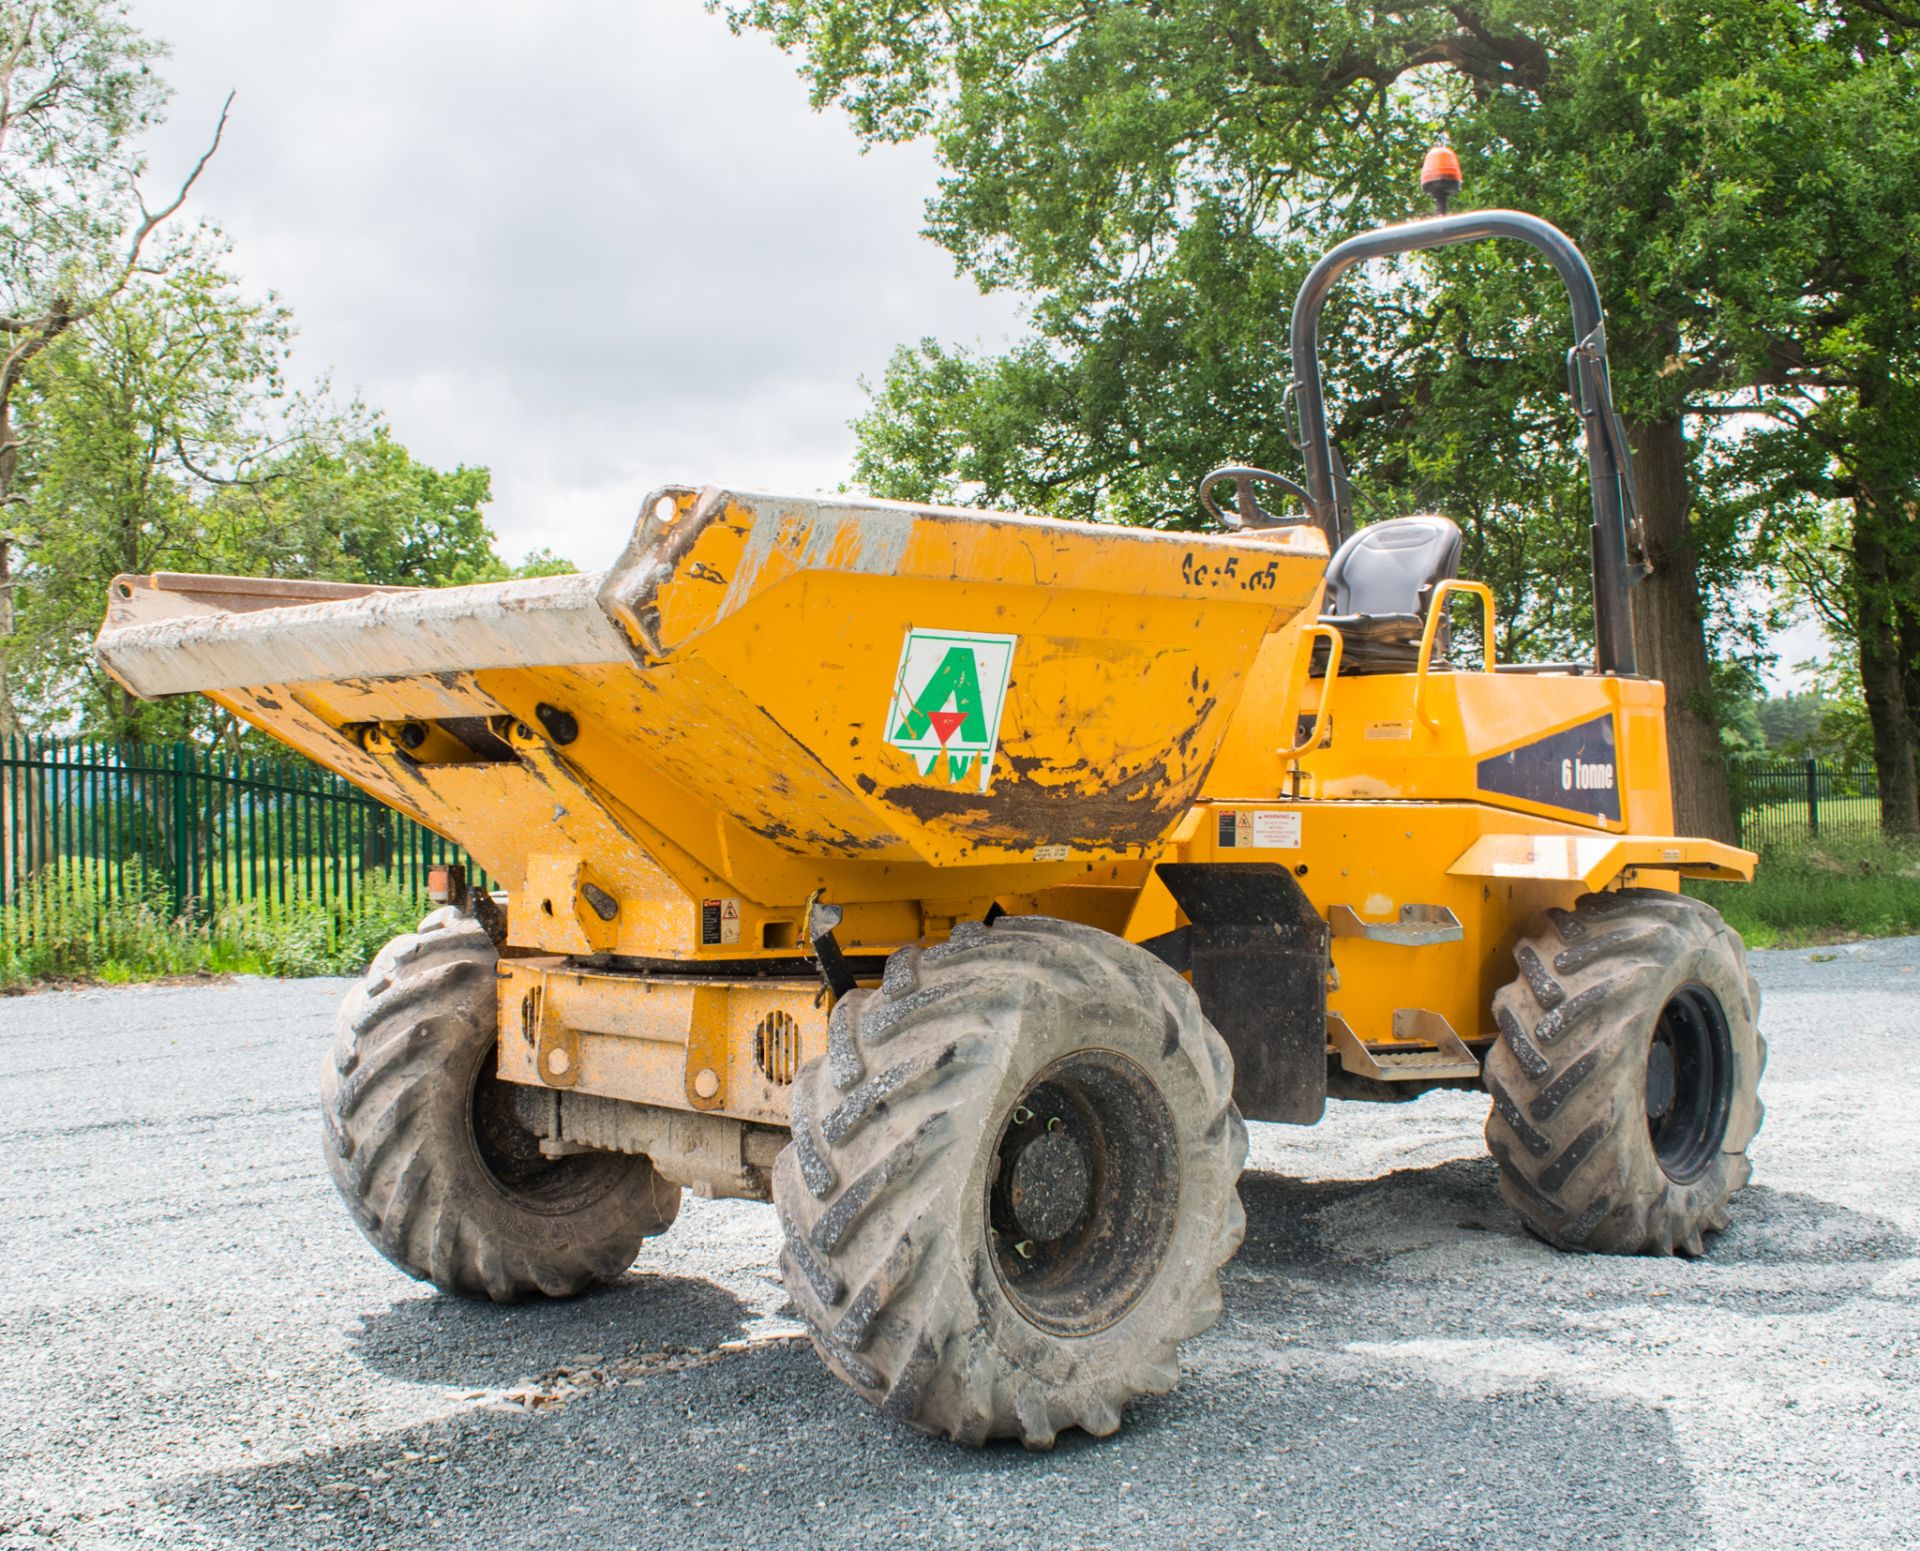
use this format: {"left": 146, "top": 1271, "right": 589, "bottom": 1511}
{"left": 321, "top": 907, "right": 680, "bottom": 1300}
{"left": 773, "top": 916, "right": 1246, "bottom": 1448}
{"left": 1483, "top": 889, "right": 1764, "bottom": 1256}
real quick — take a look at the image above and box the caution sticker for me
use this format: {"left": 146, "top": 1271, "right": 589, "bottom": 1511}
{"left": 701, "top": 898, "right": 742, "bottom": 946}
{"left": 1216, "top": 810, "right": 1301, "bottom": 850}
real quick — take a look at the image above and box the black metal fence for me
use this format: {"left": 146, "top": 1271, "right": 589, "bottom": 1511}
{"left": 0, "top": 739, "right": 1884, "bottom": 949}
{"left": 1730, "top": 756, "right": 1880, "bottom": 848}
{"left": 0, "top": 737, "right": 482, "bottom": 932}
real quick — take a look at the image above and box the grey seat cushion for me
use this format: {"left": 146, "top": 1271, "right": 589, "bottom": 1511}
{"left": 1312, "top": 516, "right": 1463, "bottom": 676}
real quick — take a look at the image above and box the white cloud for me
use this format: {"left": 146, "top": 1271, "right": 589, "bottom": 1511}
{"left": 127, "top": 0, "right": 1023, "bottom": 569}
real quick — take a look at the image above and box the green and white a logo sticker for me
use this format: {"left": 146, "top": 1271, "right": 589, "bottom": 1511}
{"left": 885, "top": 628, "right": 1017, "bottom": 792}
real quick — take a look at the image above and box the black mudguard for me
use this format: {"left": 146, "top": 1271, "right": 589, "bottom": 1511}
{"left": 1149, "top": 862, "right": 1329, "bottom": 1124}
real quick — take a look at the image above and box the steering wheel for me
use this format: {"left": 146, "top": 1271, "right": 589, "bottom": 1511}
{"left": 1198, "top": 465, "right": 1315, "bottom": 531}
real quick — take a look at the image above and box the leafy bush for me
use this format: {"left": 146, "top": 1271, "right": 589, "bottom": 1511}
{"left": 212, "top": 869, "right": 426, "bottom": 977}
{"left": 0, "top": 860, "right": 433, "bottom": 989}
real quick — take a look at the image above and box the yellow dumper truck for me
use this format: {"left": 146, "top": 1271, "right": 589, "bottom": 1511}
{"left": 94, "top": 170, "right": 1763, "bottom": 1448}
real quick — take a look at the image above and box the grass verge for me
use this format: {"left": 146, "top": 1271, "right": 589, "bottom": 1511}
{"left": 1688, "top": 834, "right": 1920, "bottom": 948}
{"left": 0, "top": 865, "right": 430, "bottom": 990}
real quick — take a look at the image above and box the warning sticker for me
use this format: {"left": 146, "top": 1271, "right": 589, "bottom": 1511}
{"left": 1216, "top": 810, "right": 1301, "bottom": 849}
{"left": 1252, "top": 810, "right": 1302, "bottom": 849}
{"left": 700, "top": 898, "right": 742, "bottom": 946}
{"left": 885, "top": 628, "right": 1018, "bottom": 793}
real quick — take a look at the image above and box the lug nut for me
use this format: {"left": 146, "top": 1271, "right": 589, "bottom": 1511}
{"left": 1014, "top": 1240, "right": 1035, "bottom": 1260}
{"left": 1046, "top": 1116, "right": 1062, "bottom": 1132}
{"left": 1013, "top": 1106, "right": 1033, "bottom": 1125}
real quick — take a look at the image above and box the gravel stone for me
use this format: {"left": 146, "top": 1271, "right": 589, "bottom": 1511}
{"left": 1, "top": 942, "right": 1916, "bottom": 1549}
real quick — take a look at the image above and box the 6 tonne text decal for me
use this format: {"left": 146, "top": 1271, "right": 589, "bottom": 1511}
{"left": 1475, "top": 714, "right": 1622, "bottom": 823}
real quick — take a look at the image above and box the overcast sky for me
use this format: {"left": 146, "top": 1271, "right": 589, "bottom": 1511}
{"left": 123, "top": 0, "right": 1819, "bottom": 686}
{"left": 126, "top": 0, "right": 1023, "bottom": 571}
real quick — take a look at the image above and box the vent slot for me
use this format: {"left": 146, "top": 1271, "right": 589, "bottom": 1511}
{"left": 753, "top": 1011, "right": 801, "bottom": 1086}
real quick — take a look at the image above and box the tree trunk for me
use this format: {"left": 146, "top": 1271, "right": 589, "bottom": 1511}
{"left": 1891, "top": 586, "right": 1920, "bottom": 792}
{"left": 1852, "top": 349, "right": 1920, "bottom": 836}
{"left": 0, "top": 394, "right": 19, "bottom": 741}
{"left": 1625, "top": 414, "right": 1738, "bottom": 843}
{"left": 1855, "top": 499, "right": 1920, "bottom": 837}
{"left": 0, "top": 535, "right": 15, "bottom": 741}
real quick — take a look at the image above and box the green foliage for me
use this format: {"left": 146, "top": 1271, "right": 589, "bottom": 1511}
{"left": 0, "top": 0, "right": 169, "bottom": 328}
{"left": 229, "top": 424, "right": 497, "bottom": 590}
{"left": 1755, "top": 677, "right": 1874, "bottom": 766}
{"left": 443, "top": 546, "right": 580, "bottom": 586}
{"left": 0, "top": 858, "right": 433, "bottom": 987}
{"left": 0, "top": 3, "right": 519, "bottom": 742}
{"left": 6, "top": 259, "right": 504, "bottom": 741}
{"left": 210, "top": 868, "right": 428, "bottom": 978}
{"left": 0, "top": 1, "right": 222, "bottom": 682}
{"left": 1690, "top": 835, "right": 1920, "bottom": 949}
{"left": 741, "top": 0, "right": 1918, "bottom": 675}
{"left": 1755, "top": 694, "right": 1825, "bottom": 755}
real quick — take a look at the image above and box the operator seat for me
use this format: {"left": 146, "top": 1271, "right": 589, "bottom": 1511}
{"left": 1313, "top": 515, "right": 1463, "bottom": 675}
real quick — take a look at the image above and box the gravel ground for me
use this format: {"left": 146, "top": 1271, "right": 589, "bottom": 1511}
{"left": 1, "top": 940, "right": 1916, "bottom": 1551}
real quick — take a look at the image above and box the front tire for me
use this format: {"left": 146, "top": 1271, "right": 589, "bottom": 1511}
{"left": 321, "top": 907, "right": 681, "bottom": 1300}
{"left": 773, "top": 916, "right": 1247, "bottom": 1448}
{"left": 1483, "top": 890, "right": 1764, "bottom": 1256}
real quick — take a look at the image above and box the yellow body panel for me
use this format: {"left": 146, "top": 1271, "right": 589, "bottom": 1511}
{"left": 101, "top": 489, "right": 1327, "bottom": 960}
{"left": 94, "top": 483, "right": 1753, "bottom": 1126}
{"left": 495, "top": 959, "right": 824, "bottom": 1128}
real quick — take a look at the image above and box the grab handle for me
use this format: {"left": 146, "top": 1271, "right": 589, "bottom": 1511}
{"left": 1279, "top": 624, "right": 1343, "bottom": 759}
{"left": 1414, "top": 580, "right": 1496, "bottom": 729}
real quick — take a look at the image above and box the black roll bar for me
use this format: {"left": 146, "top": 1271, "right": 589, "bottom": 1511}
{"left": 1288, "top": 209, "right": 1641, "bottom": 677}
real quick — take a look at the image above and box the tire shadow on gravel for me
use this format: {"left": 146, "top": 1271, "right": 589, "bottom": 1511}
{"left": 348, "top": 1270, "right": 751, "bottom": 1391}
{"left": 161, "top": 1321, "right": 1709, "bottom": 1551}
{"left": 1231, "top": 1161, "right": 1912, "bottom": 1317}
{"left": 1234, "top": 1155, "right": 1517, "bottom": 1269}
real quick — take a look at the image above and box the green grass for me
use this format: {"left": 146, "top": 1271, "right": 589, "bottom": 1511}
{"left": 0, "top": 862, "right": 431, "bottom": 989}
{"left": 1689, "top": 834, "right": 1920, "bottom": 948}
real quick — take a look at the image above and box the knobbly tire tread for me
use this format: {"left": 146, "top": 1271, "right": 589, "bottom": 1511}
{"left": 321, "top": 907, "right": 680, "bottom": 1301}
{"left": 1484, "top": 889, "right": 1765, "bottom": 1257}
{"left": 773, "top": 916, "right": 1247, "bottom": 1448}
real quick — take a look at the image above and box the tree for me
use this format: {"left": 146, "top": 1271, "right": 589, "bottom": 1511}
{"left": 8, "top": 259, "right": 500, "bottom": 742}
{"left": 0, "top": 0, "right": 228, "bottom": 731}
{"left": 734, "top": 0, "right": 1919, "bottom": 842}
{"left": 1722, "top": 36, "right": 1920, "bottom": 832}
{"left": 204, "top": 423, "right": 497, "bottom": 591}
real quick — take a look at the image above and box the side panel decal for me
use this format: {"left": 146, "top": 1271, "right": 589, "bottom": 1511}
{"left": 1476, "top": 713, "right": 1622, "bottom": 823}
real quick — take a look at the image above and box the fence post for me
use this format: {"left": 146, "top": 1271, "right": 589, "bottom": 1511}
{"left": 1805, "top": 754, "right": 1819, "bottom": 839}
{"left": 168, "top": 740, "right": 191, "bottom": 917}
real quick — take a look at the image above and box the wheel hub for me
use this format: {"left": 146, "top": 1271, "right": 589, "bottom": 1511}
{"left": 985, "top": 1051, "right": 1180, "bottom": 1338}
{"left": 1646, "top": 982, "right": 1735, "bottom": 1184}
{"left": 468, "top": 1050, "right": 614, "bottom": 1209}
{"left": 1009, "top": 1127, "right": 1091, "bottom": 1242}
{"left": 1644, "top": 1038, "right": 1677, "bottom": 1121}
